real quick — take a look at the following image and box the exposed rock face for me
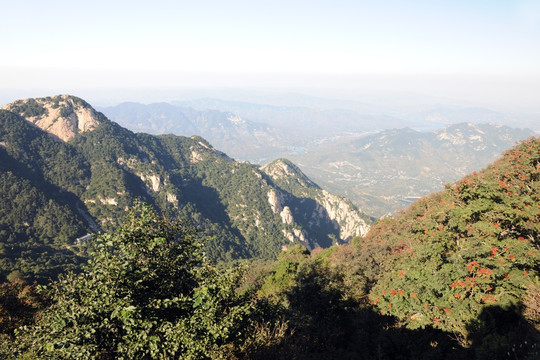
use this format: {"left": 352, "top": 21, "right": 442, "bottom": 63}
{"left": 280, "top": 206, "right": 294, "bottom": 225}
{"left": 262, "top": 158, "right": 371, "bottom": 243}
{"left": 188, "top": 136, "right": 233, "bottom": 164}
{"left": 2, "top": 95, "right": 102, "bottom": 142}
{"left": 318, "top": 190, "right": 370, "bottom": 240}
{"left": 282, "top": 228, "right": 312, "bottom": 250}
{"left": 98, "top": 197, "right": 118, "bottom": 205}
{"left": 262, "top": 158, "right": 318, "bottom": 190}
{"left": 267, "top": 188, "right": 285, "bottom": 214}
{"left": 191, "top": 150, "right": 203, "bottom": 163}
{"left": 138, "top": 173, "right": 162, "bottom": 193}
{"left": 227, "top": 113, "right": 246, "bottom": 125}
{"left": 166, "top": 193, "right": 178, "bottom": 205}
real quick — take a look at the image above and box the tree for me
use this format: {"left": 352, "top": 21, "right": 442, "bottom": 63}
{"left": 366, "top": 138, "right": 540, "bottom": 349}
{"left": 0, "top": 280, "right": 50, "bottom": 358}
{"left": 15, "top": 202, "right": 256, "bottom": 359}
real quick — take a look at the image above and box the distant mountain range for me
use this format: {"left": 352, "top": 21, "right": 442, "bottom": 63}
{"left": 0, "top": 95, "right": 370, "bottom": 283}
{"left": 170, "top": 98, "right": 414, "bottom": 134}
{"left": 288, "top": 123, "right": 535, "bottom": 216}
{"left": 99, "top": 100, "right": 416, "bottom": 163}
{"left": 100, "top": 100, "right": 535, "bottom": 216}
{"left": 99, "top": 101, "right": 297, "bottom": 162}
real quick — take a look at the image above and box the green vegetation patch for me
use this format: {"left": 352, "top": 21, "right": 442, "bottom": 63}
{"left": 8, "top": 99, "right": 48, "bottom": 118}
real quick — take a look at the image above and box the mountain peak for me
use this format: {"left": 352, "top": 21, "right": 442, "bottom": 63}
{"left": 2, "top": 95, "right": 103, "bottom": 142}
{"left": 261, "top": 158, "right": 320, "bottom": 190}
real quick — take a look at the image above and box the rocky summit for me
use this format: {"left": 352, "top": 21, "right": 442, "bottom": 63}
{"left": 3, "top": 95, "right": 104, "bottom": 142}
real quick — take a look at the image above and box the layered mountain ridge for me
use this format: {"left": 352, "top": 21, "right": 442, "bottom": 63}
{"left": 0, "top": 95, "right": 370, "bottom": 283}
{"left": 289, "top": 122, "right": 535, "bottom": 216}
{"left": 99, "top": 100, "right": 535, "bottom": 216}
{"left": 99, "top": 101, "right": 295, "bottom": 162}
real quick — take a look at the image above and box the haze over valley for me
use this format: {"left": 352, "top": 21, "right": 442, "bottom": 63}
{"left": 100, "top": 94, "right": 537, "bottom": 216}
{"left": 1, "top": 1, "right": 539, "bottom": 358}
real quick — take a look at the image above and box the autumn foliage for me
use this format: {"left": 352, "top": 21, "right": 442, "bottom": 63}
{"left": 1, "top": 139, "right": 539, "bottom": 359}
{"left": 342, "top": 138, "right": 539, "bottom": 341}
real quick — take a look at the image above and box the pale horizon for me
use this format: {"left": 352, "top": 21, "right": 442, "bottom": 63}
{"left": 2, "top": 0, "right": 540, "bottom": 112}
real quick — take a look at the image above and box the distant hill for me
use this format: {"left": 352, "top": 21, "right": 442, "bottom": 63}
{"left": 100, "top": 100, "right": 536, "bottom": 216}
{"left": 171, "top": 98, "right": 412, "bottom": 134}
{"left": 99, "top": 102, "right": 297, "bottom": 163}
{"left": 99, "top": 100, "right": 411, "bottom": 163}
{"left": 288, "top": 123, "right": 535, "bottom": 216}
{"left": 402, "top": 105, "right": 540, "bottom": 131}
{"left": 0, "top": 95, "right": 371, "bottom": 283}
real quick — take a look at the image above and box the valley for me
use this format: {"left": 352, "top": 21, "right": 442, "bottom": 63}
{"left": 101, "top": 100, "right": 535, "bottom": 216}
{"left": 0, "top": 94, "right": 538, "bottom": 359}
{"left": 3, "top": 1, "right": 539, "bottom": 357}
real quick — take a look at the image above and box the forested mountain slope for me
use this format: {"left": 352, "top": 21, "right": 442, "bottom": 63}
{"left": 1, "top": 116, "right": 538, "bottom": 359}
{"left": 0, "top": 109, "right": 91, "bottom": 283}
{"left": 326, "top": 136, "right": 539, "bottom": 351}
{"left": 0, "top": 95, "right": 371, "bottom": 283}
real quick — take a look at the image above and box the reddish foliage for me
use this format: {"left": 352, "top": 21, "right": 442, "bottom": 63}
{"left": 467, "top": 261, "right": 479, "bottom": 271}
{"left": 477, "top": 267, "right": 493, "bottom": 277}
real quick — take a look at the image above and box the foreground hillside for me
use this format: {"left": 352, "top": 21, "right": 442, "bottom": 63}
{"left": 0, "top": 137, "right": 538, "bottom": 359}
{"left": 324, "top": 136, "right": 540, "bottom": 354}
{"left": 366, "top": 136, "right": 539, "bottom": 331}
{"left": 0, "top": 95, "right": 370, "bottom": 283}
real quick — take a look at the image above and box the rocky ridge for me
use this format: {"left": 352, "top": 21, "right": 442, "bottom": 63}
{"left": 261, "top": 159, "right": 371, "bottom": 244}
{"left": 2, "top": 95, "right": 103, "bottom": 142}
{"left": 0, "top": 95, "right": 373, "bottom": 280}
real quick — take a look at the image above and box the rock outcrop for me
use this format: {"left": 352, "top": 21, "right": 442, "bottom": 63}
{"left": 262, "top": 158, "right": 372, "bottom": 244}
{"left": 3, "top": 95, "right": 103, "bottom": 142}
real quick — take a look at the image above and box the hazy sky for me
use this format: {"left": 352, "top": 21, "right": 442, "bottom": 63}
{"left": 2, "top": 0, "right": 540, "bottom": 110}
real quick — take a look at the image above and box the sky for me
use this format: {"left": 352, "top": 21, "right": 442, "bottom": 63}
{"left": 2, "top": 0, "right": 540, "bottom": 110}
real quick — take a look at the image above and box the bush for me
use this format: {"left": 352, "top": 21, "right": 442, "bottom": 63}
{"left": 14, "top": 202, "right": 259, "bottom": 359}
